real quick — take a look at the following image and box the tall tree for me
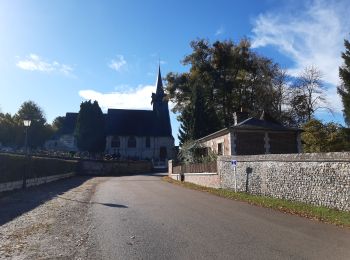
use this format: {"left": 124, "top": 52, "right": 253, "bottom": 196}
{"left": 338, "top": 38, "right": 350, "bottom": 126}
{"left": 51, "top": 116, "right": 65, "bottom": 133}
{"left": 302, "top": 119, "right": 350, "bottom": 152}
{"left": 166, "top": 38, "right": 283, "bottom": 144}
{"left": 75, "top": 100, "right": 106, "bottom": 153}
{"left": 0, "top": 113, "right": 17, "bottom": 146}
{"left": 14, "top": 101, "right": 52, "bottom": 148}
{"left": 289, "top": 66, "right": 328, "bottom": 126}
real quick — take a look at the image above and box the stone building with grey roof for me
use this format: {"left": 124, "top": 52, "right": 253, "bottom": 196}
{"left": 46, "top": 67, "right": 175, "bottom": 162}
{"left": 196, "top": 111, "right": 302, "bottom": 156}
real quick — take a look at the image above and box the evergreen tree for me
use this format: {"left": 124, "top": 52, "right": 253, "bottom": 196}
{"left": 178, "top": 107, "right": 194, "bottom": 145}
{"left": 75, "top": 100, "right": 106, "bottom": 153}
{"left": 338, "top": 38, "right": 350, "bottom": 126}
{"left": 14, "top": 101, "right": 52, "bottom": 148}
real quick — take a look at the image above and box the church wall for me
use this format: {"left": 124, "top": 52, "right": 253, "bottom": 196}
{"left": 106, "top": 135, "right": 174, "bottom": 161}
{"left": 153, "top": 136, "right": 175, "bottom": 161}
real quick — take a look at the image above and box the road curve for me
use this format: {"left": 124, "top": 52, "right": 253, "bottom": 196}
{"left": 87, "top": 173, "right": 350, "bottom": 260}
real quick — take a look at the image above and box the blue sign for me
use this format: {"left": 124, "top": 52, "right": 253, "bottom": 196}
{"left": 231, "top": 160, "right": 237, "bottom": 167}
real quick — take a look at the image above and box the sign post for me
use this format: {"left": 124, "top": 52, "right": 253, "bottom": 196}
{"left": 231, "top": 160, "right": 237, "bottom": 192}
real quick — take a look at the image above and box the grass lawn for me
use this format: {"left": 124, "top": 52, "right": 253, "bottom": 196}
{"left": 163, "top": 176, "right": 350, "bottom": 228}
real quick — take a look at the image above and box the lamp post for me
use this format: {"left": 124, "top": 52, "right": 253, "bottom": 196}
{"left": 23, "top": 119, "right": 31, "bottom": 188}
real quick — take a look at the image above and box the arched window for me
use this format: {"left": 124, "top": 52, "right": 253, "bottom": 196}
{"left": 111, "top": 136, "right": 120, "bottom": 148}
{"left": 128, "top": 136, "right": 136, "bottom": 148}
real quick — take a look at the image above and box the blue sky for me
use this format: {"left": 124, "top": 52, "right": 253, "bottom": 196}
{"left": 0, "top": 0, "right": 349, "bottom": 145}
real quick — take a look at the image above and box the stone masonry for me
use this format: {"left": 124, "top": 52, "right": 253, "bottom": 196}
{"left": 218, "top": 153, "right": 350, "bottom": 211}
{"left": 0, "top": 172, "right": 75, "bottom": 193}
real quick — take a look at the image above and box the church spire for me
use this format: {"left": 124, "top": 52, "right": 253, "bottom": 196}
{"left": 155, "top": 65, "right": 164, "bottom": 96}
{"left": 151, "top": 65, "right": 172, "bottom": 136}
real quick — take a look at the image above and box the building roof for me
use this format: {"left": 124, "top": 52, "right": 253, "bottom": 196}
{"left": 196, "top": 117, "right": 301, "bottom": 143}
{"left": 106, "top": 108, "right": 172, "bottom": 136}
{"left": 60, "top": 113, "right": 78, "bottom": 135}
{"left": 60, "top": 108, "right": 172, "bottom": 137}
{"left": 234, "top": 117, "right": 301, "bottom": 131}
{"left": 155, "top": 65, "right": 164, "bottom": 96}
{"left": 106, "top": 109, "right": 156, "bottom": 136}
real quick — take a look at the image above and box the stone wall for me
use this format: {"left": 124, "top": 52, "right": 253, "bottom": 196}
{"left": 168, "top": 160, "right": 220, "bottom": 188}
{"left": 169, "top": 173, "right": 220, "bottom": 188}
{"left": 218, "top": 153, "right": 350, "bottom": 211}
{"left": 79, "top": 160, "right": 152, "bottom": 175}
{"left": 0, "top": 172, "right": 75, "bottom": 193}
{"left": 183, "top": 173, "right": 220, "bottom": 188}
{"left": 199, "top": 132, "right": 231, "bottom": 155}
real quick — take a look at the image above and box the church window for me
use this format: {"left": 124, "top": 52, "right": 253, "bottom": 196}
{"left": 145, "top": 137, "right": 150, "bottom": 148}
{"left": 111, "top": 136, "right": 120, "bottom": 148}
{"left": 128, "top": 136, "right": 136, "bottom": 148}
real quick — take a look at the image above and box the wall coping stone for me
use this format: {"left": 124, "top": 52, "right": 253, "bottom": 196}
{"left": 171, "top": 172, "right": 218, "bottom": 176}
{"left": 218, "top": 152, "right": 350, "bottom": 162}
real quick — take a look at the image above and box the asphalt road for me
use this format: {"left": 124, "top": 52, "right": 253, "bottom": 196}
{"left": 87, "top": 173, "right": 350, "bottom": 260}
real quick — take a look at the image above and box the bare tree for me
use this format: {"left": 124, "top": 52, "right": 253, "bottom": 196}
{"left": 271, "top": 68, "right": 290, "bottom": 115}
{"left": 290, "top": 66, "right": 331, "bottom": 124}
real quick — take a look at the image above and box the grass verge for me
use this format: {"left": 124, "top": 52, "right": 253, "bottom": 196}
{"left": 163, "top": 176, "right": 350, "bottom": 228}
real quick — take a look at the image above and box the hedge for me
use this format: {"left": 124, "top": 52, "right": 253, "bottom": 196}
{"left": 0, "top": 153, "right": 78, "bottom": 183}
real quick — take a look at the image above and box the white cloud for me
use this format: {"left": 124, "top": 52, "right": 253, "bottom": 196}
{"left": 79, "top": 84, "right": 176, "bottom": 112}
{"left": 215, "top": 25, "right": 225, "bottom": 36}
{"left": 109, "top": 55, "right": 127, "bottom": 72}
{"left": 79, "top": 85, "right": 155, "bottom": 111}
{"left": 16, "top": 54, "right": 74, "bottom": 76}
{"left": 251, "top": 0, "right": 350, "bottom": 113}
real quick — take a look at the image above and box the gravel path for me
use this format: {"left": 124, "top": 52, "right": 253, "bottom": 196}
{"left": 0, "top": 176, "right": 106, "bottom": 260}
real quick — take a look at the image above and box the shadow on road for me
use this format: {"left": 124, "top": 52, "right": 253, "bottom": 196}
{"left": 0, "top": 176, "right": 93, "bottom": 226}
{"left": 56, "top": 195, "right": 128, "bottom": 208}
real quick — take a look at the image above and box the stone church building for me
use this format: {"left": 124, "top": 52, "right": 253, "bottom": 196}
{"left": 47, "top": 67, "right": 175, "bottom": 162}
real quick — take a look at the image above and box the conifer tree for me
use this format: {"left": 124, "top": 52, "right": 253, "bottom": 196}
{"left": 75, "top": 100, "right": 106, "bottom": 153}
{"left": 338, "top": 38, "right": 350, "bottom": 126}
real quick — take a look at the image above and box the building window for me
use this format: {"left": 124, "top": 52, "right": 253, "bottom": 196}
{"left": 218, "top": 142, "right": 224, "bottom": 155}
{"left": 145, "top": 136, "right": 150, "bottom": 148}
{"left": 111, "top": 136, "right": 120, "bottom": 148}
{"left": 128, "top": 136, "right": 136, "bottom": 148}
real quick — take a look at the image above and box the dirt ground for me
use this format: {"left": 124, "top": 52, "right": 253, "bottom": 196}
{"left": 0, "top": 176, "right": 106, "bottom": 260}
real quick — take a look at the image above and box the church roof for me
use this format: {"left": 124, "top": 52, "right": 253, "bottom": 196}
{"left": 60, "top": 108, "right": 172, "bottom": 137}
{"left": 106, "top": 109, "right": 156, "bottom": 136}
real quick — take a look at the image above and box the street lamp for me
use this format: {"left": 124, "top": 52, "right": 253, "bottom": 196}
{"left": 23, "top": 119, "right": 31, "bottom": 188}
{"left": 23, "top": 119, "right": 31, "bottom": 155}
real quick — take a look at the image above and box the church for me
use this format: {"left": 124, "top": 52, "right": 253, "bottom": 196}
{"left": 47, "top": 67, "right": 175, "bottom": 162}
